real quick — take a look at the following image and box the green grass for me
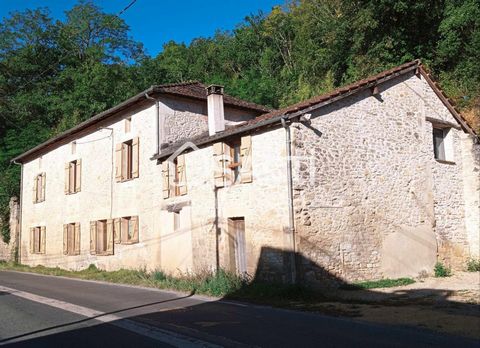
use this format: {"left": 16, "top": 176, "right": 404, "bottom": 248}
{"left": 434, "top": 262, "right": 452, "bottom": 277}
{"left": 0, "top": 261, "right": 316, "bottom": 301}
{"left": 341, "top": 277, "right": 415, "bottom": 290}
{"left": 466, "top": 259, "right": 480, "bottom": 272}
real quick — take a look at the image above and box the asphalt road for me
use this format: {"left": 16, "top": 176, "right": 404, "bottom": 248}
{"left": 0, "top": 271, "right": 477, "bottom": 347}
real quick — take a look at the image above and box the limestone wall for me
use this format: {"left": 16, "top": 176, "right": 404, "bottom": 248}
{"left": 291, "top": 71, "right": 477, "bottom": 284}
{"left": 0, "top": 197, "right": 19, "bottom": 262}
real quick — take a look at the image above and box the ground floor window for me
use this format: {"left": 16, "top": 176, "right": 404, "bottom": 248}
{"left": 30, "top": 226, "right": 46, "bottom": 254}
{"left": 63, "top": 223, "right": 80, "bottom": 255}
{"left": 90, "top": 219, "right": 114, "bottom": 255}
{"left": 114, "top": 216, "right": 139, "bottom": 244}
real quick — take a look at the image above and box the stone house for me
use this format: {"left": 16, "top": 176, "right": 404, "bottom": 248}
{"left": 12, "top": 60, "right": 479, "bottom": 285}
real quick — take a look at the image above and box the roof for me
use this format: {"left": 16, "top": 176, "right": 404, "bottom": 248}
{"left": 12, "top": 81, "right": 271, "bottom": 163}
{"left": 153, "top": 60, "right": 477, "bottom": 161}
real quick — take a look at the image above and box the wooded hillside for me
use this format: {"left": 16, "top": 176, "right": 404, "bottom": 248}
{"left": 1, "top": 0, "right": 479, "bottom": 240}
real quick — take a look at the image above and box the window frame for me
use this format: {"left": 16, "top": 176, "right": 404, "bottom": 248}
{"left": 432, "top": 126, "right": 455, "bottom": 164}
{"left": 33, "top": 173, "right": 45, "bottom": 203}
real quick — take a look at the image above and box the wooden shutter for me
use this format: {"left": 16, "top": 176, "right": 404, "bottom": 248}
{"left": 33, "top": 176, "right": 38, "bottom": 203}
{"left": 132, "top": 137, "right": 139, "bottom": 178}
{"left": 30, "top": 227, "right": 34, "bottom": 253}
{"left": 74, "top": 222, "right": 81, "bottom": 255}
{"left": 40, "top": 226, "right": 46, "bottom": 254}
{"left": 162, "top": 161, "right": 170, "bottom": 199}
{"left": 213, "top": 142, "right": 225, "bottom": 188}
{"left": 64, "top": 163, "right": 70, "bottom": 194}
{"left": 177, "top": 154, "right": 187, "bottom": 195}
{"left": 114, "top": 218, "right": 121, "bottom": 244}
{"left": 115, "top": 143, "right": 123, "bottom": 182}
{"left": 63, "top": 224, "right": 68, "bottom": 255}
{"left": 40, "top": 173, "right": 46, "bottom": 202}
{"left": 223, "top": 143, "right": 232, "bottom": 186}
{"left": 90, "top": 221, "right": 97, "bottom": 255}
{"left": 240, "top": 135, "right": 253, "bottom": 183}
{"left": 75, "top": 159, "right": 82, "bottom": 193}
{"left": 130, "top": 216, "right": 139, "bottom": 244}
{"left": 106, "top": 219, "right": 114, "bottom": 255}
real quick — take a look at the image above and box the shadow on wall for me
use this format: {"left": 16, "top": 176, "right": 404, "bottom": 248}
{"left": 1, "top": 248, "right": 479, "bottom": 347}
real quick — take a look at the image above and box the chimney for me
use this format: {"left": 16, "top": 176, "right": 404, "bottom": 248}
{"left": 206, "top": 85, "right": 225, "bottom": 136}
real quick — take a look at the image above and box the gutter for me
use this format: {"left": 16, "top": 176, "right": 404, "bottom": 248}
{"left": 281, "top": 116, "right": 297, "bottom": 284}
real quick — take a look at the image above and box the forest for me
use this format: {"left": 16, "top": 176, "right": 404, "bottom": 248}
{"left": 0, "top": 0, "right": 479, "bottom": 240}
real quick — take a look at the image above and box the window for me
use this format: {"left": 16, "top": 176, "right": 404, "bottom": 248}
{"left": 30, "top": 226, "right": 45, "bottom": 254}
{"left": 63, "top": 223, "right": 80, "bottom": 255}
{"left": 71, "top": 141, "right": 76, "bottom": 155}
{"left": 113, "top": 216, "right": 139, "bottom": 244}
{"left": 90, "top": 219, "right": 114, "bottom": 255}
{"left": 213, "top": 135, "right": 252, "bottom": 188}
{"left": 125, "top": 117, "right": 131, "bottom": 133}
{"left": 174, "top": 211, "right": 181, "bottom": 232}
{"left": 65, "top": 159, "right": 81, "bottom": 194}
{"left": 115, "top": 137, "right": 139, "bottom": 182}
{"left": 33, "top": 173, "right": 46, "bottom": 203}
{"left": 433, "top": 127, "right": 454, "bottom": 163}
{"left": 162, "top": 154, "right": 187, "bottom": 199}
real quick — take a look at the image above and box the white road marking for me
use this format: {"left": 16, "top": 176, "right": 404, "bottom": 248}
{"left": 0, "top": 285, "right": 222, "bottom": 347}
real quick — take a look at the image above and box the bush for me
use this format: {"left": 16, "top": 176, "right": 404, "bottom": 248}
{"left": 466, "top": 259, "right": 480, "bottom": 272}
{"left": 434, "top": 262, "right": 451, "bottom": 277}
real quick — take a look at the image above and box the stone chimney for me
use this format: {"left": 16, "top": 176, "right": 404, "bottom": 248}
{"left": 206, "top": 85, "right": 225, "bottom": 136}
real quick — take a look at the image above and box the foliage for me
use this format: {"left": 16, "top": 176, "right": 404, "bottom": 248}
{"left": 341, "top": 277, "right": 415, "bottom": 290}
{"left": 1, "top": 0, "right": 479, "bottom": 242}
{"left": 466, "top": 258, "right": 480, "bottom": 272}
{"left": 434, "top": 262, "right": 452, "bottom": 277}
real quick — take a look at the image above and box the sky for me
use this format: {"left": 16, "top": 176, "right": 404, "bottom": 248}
{"left": 0, "top": 0, "right": 282, "bottom": 56}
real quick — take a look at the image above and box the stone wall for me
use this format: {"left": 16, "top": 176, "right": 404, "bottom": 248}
{"left": 291, "top": 71, "right": 477, "bottom": 284}
{"left": 0, "top": 197, "right": 19, "bottom": 262}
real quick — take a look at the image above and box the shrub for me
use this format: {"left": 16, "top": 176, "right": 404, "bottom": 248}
{"left": 341, "top": 278, "right": 415, "bottom": 290}
{"left": 466, "top": 258, "right": 480, "bottom": 272}
{"left": 434, "top": 262, "right": 451, "bottom": 277}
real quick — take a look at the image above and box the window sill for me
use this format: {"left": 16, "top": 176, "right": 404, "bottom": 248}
{"left": 118, "top": 177, "right": 137, "bottom": 183}
{"left": 33, "top": 200, "right": 45, "bottom": 204}
{"left": 435, "top": 159, "right": 456, "bottom": 165}
{"left": 95, "top": 252, "right": 114, "bottom": 256}
{"left": 121, "top": 240, "right": 139, "bottom": 245}
{"left": 65, "top": 191, "right": 80, "bottom": 195}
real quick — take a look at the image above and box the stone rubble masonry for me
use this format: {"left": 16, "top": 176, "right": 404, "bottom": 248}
{"left": 0, "top": 197, "right": 19, "bottom": 262}
{"left": 291, "top": 71, "right": 479, "bottom": 284}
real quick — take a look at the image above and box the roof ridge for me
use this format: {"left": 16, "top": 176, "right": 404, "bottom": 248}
{"left": 155, "top": 80, "right": 202, "bottom": 88}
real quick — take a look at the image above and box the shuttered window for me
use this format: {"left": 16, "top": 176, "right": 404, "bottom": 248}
{"left": 120, "top": 216, "right": 139, "bottom": 244}
{"left": 90, "top": 219, "right": 114, "bottom": 255}
{"left": 33, "top": 173, "right": 46, "bottom": 203}
{"left": 162, "top": 154, "right": 187, "bottom": 199}
{"left": 116, "top": 137, "right": 139, "bottom": 182}
{"left": 30, "top": 226, "right": 46, "bottom": 254}
{"left": 63, "top": 223, "right": 80, "bottom": 255}
{"left": 213, "top": 135, "right": 252, "bottom": 187}
{"left": 65, "top": 159, "right": 81, "bottom": 194}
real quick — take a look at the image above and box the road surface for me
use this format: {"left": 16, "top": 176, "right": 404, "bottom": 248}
{"left": 0, "top": 271, "right": 477, "bottom": 347}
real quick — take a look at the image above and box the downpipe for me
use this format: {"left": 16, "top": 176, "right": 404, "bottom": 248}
{"left": 281, "top": 116, "right": 297, "bottom": 284}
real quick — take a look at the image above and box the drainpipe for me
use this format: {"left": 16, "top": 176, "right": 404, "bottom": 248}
{"left": 145, "top": 93, "right": 160, "bottom": 155}
{"left": 12, "top": 160, "right": 23, "bottom": 264}
{"left": 281, "top": 116, "right": 297, "bottom": 284}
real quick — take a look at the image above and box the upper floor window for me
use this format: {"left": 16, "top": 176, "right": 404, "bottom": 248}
{"left": 30, "top": 226, "right": 46, "bottom": 254}
{"left": 125, "top": 117, "right": 131, "bottom": 133}
{"left": 162, "top": 154, "right": 187, "bottom": 199}
{"left": 213, "top": 135, "right": 252, "bottom": 187}
{"left": 433, "top": 127, "right": 454, "bottom": 163}
{"left": 115, "top": 137, "right": 139, "bottom": 182}
{"left": 65, "top": 159, "right": 81, "bottom": 194}
{"left": 33, "top": 173, "right": 46, "bottom": 203}
{"left": 63, "top": 222, "right": 80, "bottom": 255}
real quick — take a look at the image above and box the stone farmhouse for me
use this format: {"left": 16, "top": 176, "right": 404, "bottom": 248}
{"left": 12, "top": 60, "right": 479, "bottom": 285}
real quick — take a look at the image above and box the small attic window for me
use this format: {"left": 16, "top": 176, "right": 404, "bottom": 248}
{"left": 433, "top": 127, "right": 454, "bottom": 163}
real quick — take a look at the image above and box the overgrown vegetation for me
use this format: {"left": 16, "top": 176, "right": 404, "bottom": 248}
{"left": 1, "top": 0, "right": 479, "bottom": 241}
{"left": 466, "top": 258, "right": 480, "bottom": 272}
{"left": 341, "top": 277, "right": 415, "bottom": 290}
{"left": 0, "top": 262, "right": 315, "bottom": 301}
{"left": 434, "top": 262, "right": 452, "bottom": 277}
